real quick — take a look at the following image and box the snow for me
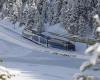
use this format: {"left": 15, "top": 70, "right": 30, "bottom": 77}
{"left": 85, "top": 43, "right": 100, "bottom": 55}
{"left": 93, "top": 14, "right": 99, "bottom": 20}
{"left": 0, "top": 66, "right": 20, "bottom": 75}
{"left": 0, "top": 19, "right": 100, "bottom": 80}
{"left": 0, "top": 66, "right": 21, "bottom": 80}
{"left": 0, "top": 18, "right": 89, "bottom": 59}
{"left": 0, "top": 35, "right": 81, "bottom": 80}
{"left": 42, "top": 32, "right": 70, "bottom": 42}
{"left": 4, "top": 62, "right": 80, "bottom": 80}
{"left": 75, "top": 42, "right": 87, "bottom": 53}
{"left": 73, "top": 73, "right": 98, "bottom": 80}
{"left": 96, "top": 27, "right": 100, "bottom": 32}
{"left": 80, "top": 61, "right": 92, "bottom": 72}
{"left": 85, "top": 43, "right": 100, "bottom": 65}
{"left": 45, "top": 23, "right": 68, "bottom": 36}
{"left": 0, "top": 19, "right": 81, "bottom": 80}
{"left": 0, "top": 17, "right": 25, "bottom": 35}
{"left": 0, "top": 18, "right": 88, "bottom": 53}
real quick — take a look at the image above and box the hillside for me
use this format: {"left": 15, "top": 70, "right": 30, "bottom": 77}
{"left": 0, "top": 0, "right": 99, "bottom": 37}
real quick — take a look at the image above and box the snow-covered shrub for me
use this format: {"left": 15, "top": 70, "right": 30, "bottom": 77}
{"left": 73, "top": 14, "right": 100, "bottom": 80}
{"left": 0, "top": 66, "right": 20, "bottom": 80}
{"left": 73, "top": 73, "right": 97, "bottom": 80}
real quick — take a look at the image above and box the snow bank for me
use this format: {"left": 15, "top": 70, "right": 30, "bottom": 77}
{"left": 73, "top": 73, "right": 98, "bottom": 80}
{"left": 96, "top": 27, "right": 100, "bottom": 32}
{"left": 0, "top": 66, "right": 20, "bottom": 80}
{"left": 0, "top": 18, "right": 25, "bottom": 35}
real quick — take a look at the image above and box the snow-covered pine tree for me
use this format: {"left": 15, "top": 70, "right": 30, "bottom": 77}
{"left": 61, "top": 0, "right": 98, "bottom": 37}
{"left": 0, "top": 0, "right": 100, "bottom": 37}
{"left": 46, "top": 0, "right": 53, "bottom": 25}
{"left": 50, "top": 0, "right": 62, "bottom": 25}
{"left": 0, "top": 0, "right": 5, "bottom": 12}
{"left": 73, "top": 14, "right": 100, "bottom": 80}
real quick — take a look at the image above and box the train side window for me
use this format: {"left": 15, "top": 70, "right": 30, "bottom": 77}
{"left": 40, "top": 37, "right": 47, "bottom": 44}
{"left": 32, "top": 35, "right": 38, "bottom": 41}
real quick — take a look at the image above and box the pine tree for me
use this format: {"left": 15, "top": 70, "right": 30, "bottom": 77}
{"left": 73, "top": 14, "right": 100, "bottom": 80}
{"left": 0, "top": 0, "right": 100, "bottom": 37}
{"left": 60, "top": 0, "right": 98, "bottom": 37}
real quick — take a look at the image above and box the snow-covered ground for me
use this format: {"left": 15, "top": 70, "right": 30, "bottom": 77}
{"left": 0, "top": 19, "right": 100, "bottom": 80}
{"left": 0, "top": 18, "right": 88, "bottom": 55}
{"left": 0, "top": 27, "right": 81, "bottom": 80}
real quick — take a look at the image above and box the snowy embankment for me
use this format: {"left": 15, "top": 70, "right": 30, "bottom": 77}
{"left": 0, "top": 18, "right": 25, "bottom": 35}
{"left": 0, "top": 18, "right": 88, "bottom": 59}
{"left": 0, "top": 28, "right": 82, "bottom": 80}
{"left": 0, "top": 66, "right": 20, "bottom": 80}
{"left": 1, "top": 39, "right": 100, "bottom": 80}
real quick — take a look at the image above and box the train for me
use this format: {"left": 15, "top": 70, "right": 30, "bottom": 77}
{"left": 22, "top": 29, "right": 76, "bottom": 51}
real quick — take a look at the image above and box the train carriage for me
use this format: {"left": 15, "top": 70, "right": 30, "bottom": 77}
{"left": 22, "top": 29, "right": 76, "bottom": 51}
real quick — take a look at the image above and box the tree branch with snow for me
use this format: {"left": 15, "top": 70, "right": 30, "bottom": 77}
{"left": 73, "top": 14, "right": 100, "bottom": 80}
